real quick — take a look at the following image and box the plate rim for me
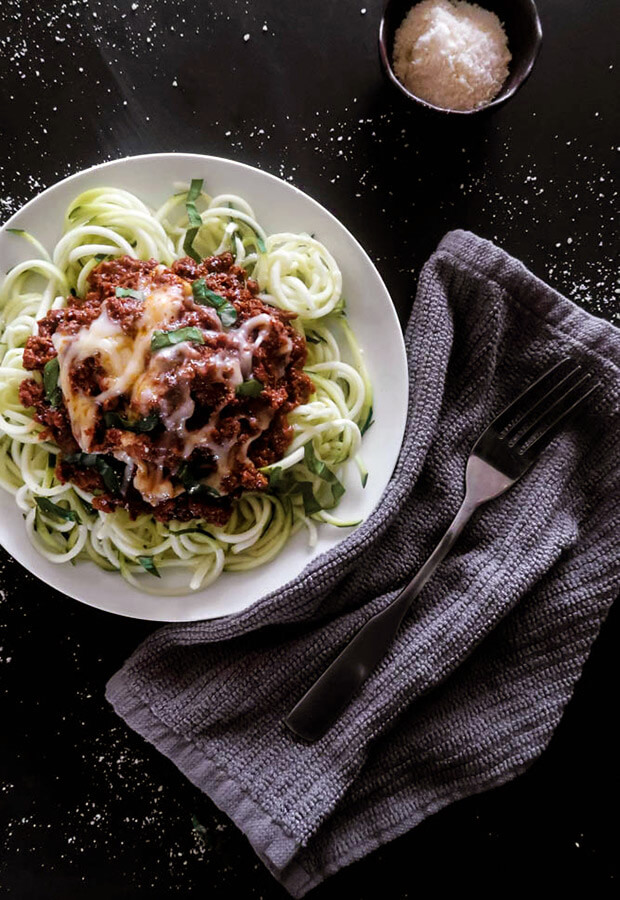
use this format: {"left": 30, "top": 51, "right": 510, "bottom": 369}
{"left": 0, "top": 152, "right": 408, "bottom": 621}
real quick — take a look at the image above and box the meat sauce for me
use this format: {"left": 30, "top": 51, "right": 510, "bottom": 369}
{"left": 20, "top": 253, "right": 313, "bottom": 524}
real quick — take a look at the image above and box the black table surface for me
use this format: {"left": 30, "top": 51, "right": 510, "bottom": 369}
{"left": 0, "top": 1, "right": 618, "bottom": 897}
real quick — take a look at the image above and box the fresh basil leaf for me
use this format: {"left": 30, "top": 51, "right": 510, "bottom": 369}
{"left": 267, "top": 466, "right": 300, "bottom": 496}
{"left": 103, "top": 411, "right": 160, "bottom": 433}
{"left": 151, "top": 326, "right": 205, "bottom": 352}
{"left": 192, "top": 279, "right": 224, "bottom": 305}
{"left": 361, "top": 470, "right": 368, "bottom": 488}
{"left": 305, "top": 333, "right": 326, "bottom": 345}
{"left": 332, "top": 296, "right": 347, "bottom": 317}
{"left": 301, "top": 483, "right": 323, "bottom": 516}
{"left": 137, "top": 555, "right": 161, "bottom": 578}
{"left": 268, "top": 466, "right": 284, "bottom": 490}
{"left": 235, "top": 378, "right": 263, "bottom": 398}
{"left": 35, "top": 496, "right": 79, "bottom": 523}
{"left": 6, "top": 228, "right": 25, "bottom": 235}
{"left": 43, "top": 357, "right": 62, "bottom": 408}
{"left": 95, "top": 253, "right": 109, "bottom": 261}
{"left": 236, "top": 223, "right": 266, "bottom": 254}
{"left": 183, "top": 178, "right": 204, "bottom": 262}
{"left": 218, "top": 302, "right": 237, "bottom": 327}
{"left": 304, "top": 442, "right": 337, "bottom": 482}
{"left": 360, "top": 405, "right": 374, "bottom": 436}
{"left": 177, "top": 463, "right": 221, "bottom": 498}
{"left": 81, "top": 498, "right": 95, "bottom": 516}
{"left": 48, "top": 452, "right": 57, "bottom": 469}
{"left": 64, "top": 452, "right": 121, "bottom": 495}
{"left": 191, "top": 278, "right": 237, "bottom": 327}
{"left": 331, "top": 478, "right": 346, "bottom": 504}
{"left": 115, "top": 287, "right": 146, "bottom": 301}
{"left": 187, "top": 177, "right": 203, "bottom": 204}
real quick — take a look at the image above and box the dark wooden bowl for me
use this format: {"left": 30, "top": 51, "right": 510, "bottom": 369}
{"left": 379, "top": 0, "right": 543, "bottom": 115}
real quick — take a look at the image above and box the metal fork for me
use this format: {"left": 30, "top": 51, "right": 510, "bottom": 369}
{"left": 284, "top": 358, "right": 599, "bottom": 742}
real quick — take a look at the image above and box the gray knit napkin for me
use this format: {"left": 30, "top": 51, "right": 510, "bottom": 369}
{"left": 106, "top": 230, "right": 620, "bottom": 897}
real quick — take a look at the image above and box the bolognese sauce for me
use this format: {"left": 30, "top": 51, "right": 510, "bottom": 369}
{"left": 19, "top": 253, "right": 313, "bottom": 524}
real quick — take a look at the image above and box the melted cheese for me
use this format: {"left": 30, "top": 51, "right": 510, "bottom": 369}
{"left": 53, "top": 283, "right": 294, "bottom": 504}
{"left": 52, "top": 285, "right": 188, "bottom": 450}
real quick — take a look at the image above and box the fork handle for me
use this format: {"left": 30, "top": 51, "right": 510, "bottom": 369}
{"left": 284, "top": 496, "right": 478, "bottom": 742}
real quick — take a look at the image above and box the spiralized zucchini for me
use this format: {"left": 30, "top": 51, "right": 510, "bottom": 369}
{"left": 0, "top": 182, "right": 373, "bottom": 594}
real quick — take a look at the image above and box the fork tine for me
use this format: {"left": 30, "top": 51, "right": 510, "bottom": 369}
{"left": 517, "top": 378, "right": 600, "bottom": 456}
{"left": 503, "top": 365, "right": 584, "bottom": 442}
{"left": 492, "top": 358, "right": 578, "bottom": 435}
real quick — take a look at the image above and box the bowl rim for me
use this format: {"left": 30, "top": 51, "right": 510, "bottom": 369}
{"left": 378, "top": 0, "right": 543, "bottom": 115}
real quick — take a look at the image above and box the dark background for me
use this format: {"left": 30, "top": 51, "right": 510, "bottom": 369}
{"left": 0, "top": 0, "right": 618, "bottom": 896}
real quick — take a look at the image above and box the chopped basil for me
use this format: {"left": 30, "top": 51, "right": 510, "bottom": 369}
{"left": 268, "top": 466, "right": 286, "bottom": 490}
{"left": 182, "top": 178, "right": 204, "bottom": 262}
{"left": 235, "top": 378, "right": 263, "bottom": 398}
{"left": 48, "top": 452, "right": 57, "bottom": 469}
{"left": 191, "top": 279, "right": 224, "bottom": 306}
{"left": 43, "top": 356, "right": 62, "bottom": 408}
{"left": 63, "top": 452, "right": 121, "bottom": 495}
{"left": 191, "top": 278, "right": 237, "bottom": 327}
{"left": 304, "top": 442, "right": 334, "bottom": 481}
{"left": 6, "top": 228, "right": 25, "bottom": 236}
{"left": 94, "top": 253, "right": 109, "bottom": 261}
{"left": 103, "top": 411, "right": 160, "bottom": 433}
{"left": 177, "top": 463, "right": 221, "bottom": 498}
{"left": 361, "top": 470, "right": 368, "bottom": 488}
{"left": 331, "top": 478, "right": 346, "bottom": 504}
{"left": 241, "top": 224, "right": 266, "bottom": 254}
{"left": 115, "top": 287, "right": 146, "bottom": 301}
{"left": 80, "top": 498, "right": 95, "bottom": 516}
{"left": 300, "top": 482, "right": 323, "bottom": 516}
{"left": 302, "top": 443, "right": 346, "bottom": 511}
{"left": 360, "top": 405, "right": 374, "bottom": 436}
{"left": 137, "top": 555, "right": 161, "bottom": 578}
{"left": 305, "top": 333, "right": 326, "bottom": 345}
{"left": 151, "top": 326, "right": 205, "bottom": 352}
{"left": 332, "top": 296, "right": 347, "bottom": 317}
{"left": 35, "top": 496, "right": 79, "bottom": 523}
{"left": 217, "top": 303, "right": 236, "bottom": 328}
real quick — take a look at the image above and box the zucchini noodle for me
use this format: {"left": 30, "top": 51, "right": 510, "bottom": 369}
{"left": 0, "top": 182, "right": 373, "bottom": 594}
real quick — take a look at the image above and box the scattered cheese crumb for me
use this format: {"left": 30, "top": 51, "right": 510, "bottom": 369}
{"left": 243, "top": 33, "right": 250, "bottom": 42}
{"left": 393, "top": 0, "right": 511, "bottom": 111}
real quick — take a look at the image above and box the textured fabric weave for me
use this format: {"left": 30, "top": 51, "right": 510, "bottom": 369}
{"left": 107, "top": 230, "right": 620, "bottom": 896}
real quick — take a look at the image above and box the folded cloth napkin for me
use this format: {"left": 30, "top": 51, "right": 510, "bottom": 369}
{"left": 107, "top": 230, "right": 620, "bottom": 897}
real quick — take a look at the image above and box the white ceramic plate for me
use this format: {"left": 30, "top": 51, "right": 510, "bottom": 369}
{"left": 0, "top": 153, "right": 408, "bottom": 621}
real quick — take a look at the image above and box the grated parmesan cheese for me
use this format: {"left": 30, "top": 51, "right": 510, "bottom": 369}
{"left": 393, "top": 0, "right": 511, "bottom": 111}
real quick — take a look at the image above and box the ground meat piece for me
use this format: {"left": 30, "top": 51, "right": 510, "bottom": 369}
{"left": 22, "top": 337, "right": 56, "bottom": 372}
{"left": 171, "top": 252, "right": 238, "bottom": 281}
{"left": 93, "top": 490, "right": 232, "bottom": 527}
{"left": 69, "top": 356, "right": 107, "bottom": 395}
{"left": 19, "top": 379, "right": 78, "bottom": 452}
{"left": 56, "top": 457, "right": 104, "bottom": 493}
{"left": 20, "top": 251, "right": 314, "bottom": 523}
{"left": 86, "top": 257, "right": 159, "bottom": 303}
{"left": 18, "top": 378, "right": 45, "bottom": 410}
{"left": 249, "top": 412, "right": 295, "bottom": 468}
